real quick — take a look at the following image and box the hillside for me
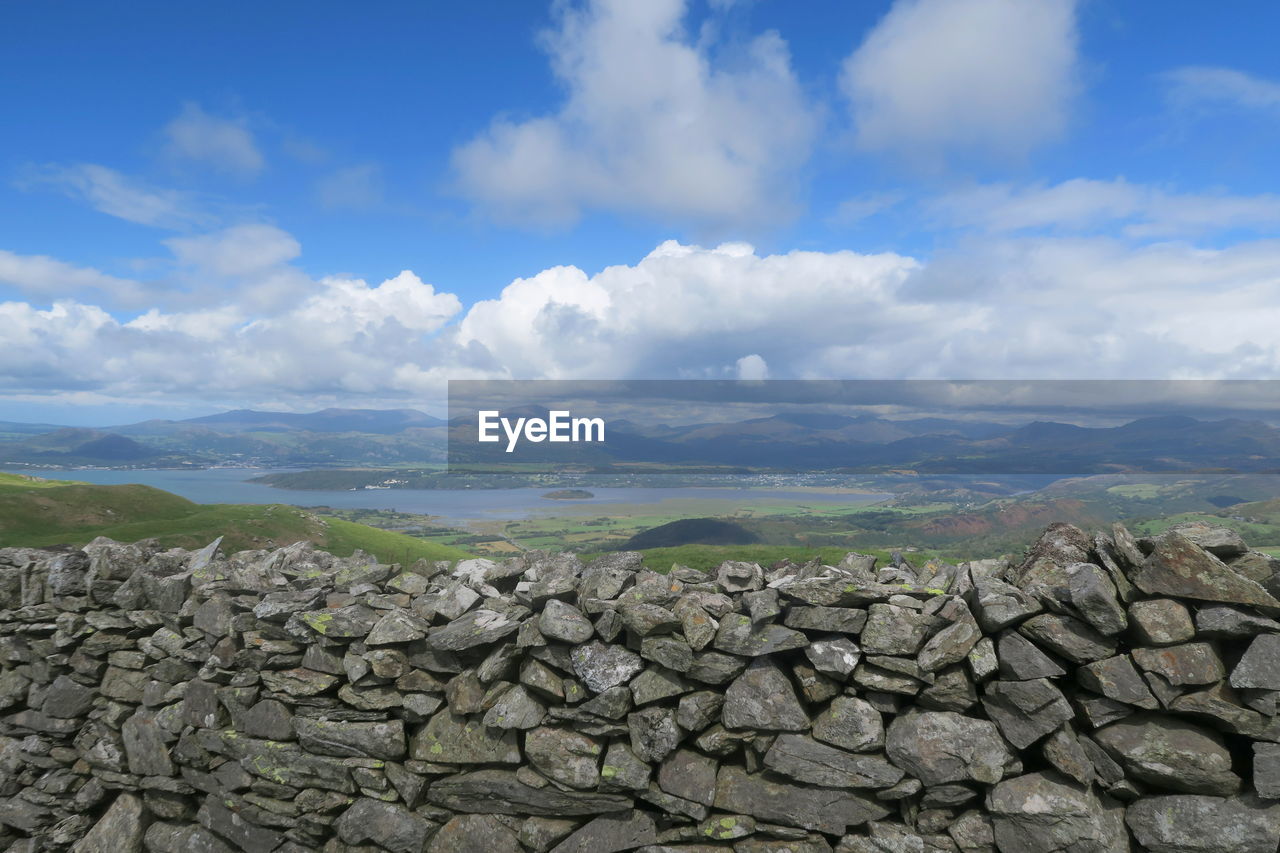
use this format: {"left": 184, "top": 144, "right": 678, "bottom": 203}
{"left": 0, "top": 473, "right": 470, "bottom": 563}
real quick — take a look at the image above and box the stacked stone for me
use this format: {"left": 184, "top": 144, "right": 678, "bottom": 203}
{"left": 0, "top": 519, "right": 1279, "bottom": 852}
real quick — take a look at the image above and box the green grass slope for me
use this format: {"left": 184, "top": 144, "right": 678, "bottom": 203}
{"left": 0, "top": 474, "right": 470, "bottom": 564}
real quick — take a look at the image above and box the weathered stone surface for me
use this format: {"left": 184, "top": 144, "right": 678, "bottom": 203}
{"left": 1130, "top": 598, "right": 1196, "bottom": 646}
{"left": 1077, "top": 655, "right": 1158, "bottom": 708}
{"left": 713, "top": 765, "right": 891, "bottom": 835}
{"left": 1168, "top": 521, "right": 1250, "bottom": 558}
{"left": 294, "top": 717, "right": 405, "bottom": 759}
{"left": 722, "top": 658, "right": 808, "bottom": 731}
{"left": 550, "top": 809, "right": 656, "bottom": 853}
{"left": 411, "top": 710, "right": 521, "bottom": 764}
{"left": 988, "top": 771, "right": 1127, "bottom": 853}
{"left": 572, "top": 641, "right": 645, "bottom": 693}
{"left": 717, "top": 560, "right": 764, "bottom": 593}
{"left": 484, "top": 684, "right": 547, "bottom": 730}
{"left": 784, "top": 605, "right": 867, "bottom": 634}
{"left": 997, "top": 630, "right": 1066, "bottom": 680}
{"left": 804, "top": 636, "right": 862, "bottom": 678}
{"left": 429, "top": 814, "right": 522, "bottom": 853}
{"left": 764, "top": 733, "right": 904, "bottom": 789}
{"left": 428, "top": 769, "right": 633, "bottom": 816}
{"left": 712, "top": 614, "right": 808, "bottom": 657}
{"left": 861, "top": 604, "right": 932, "bottom": 656}
{"left": 1019, "top": 613, "right": 1117, "bottom": 663}
{"left": 74, "top": 792, "right": 149, "bottom": 853}
{"left": 1133, "top": 531, "right": 1280, "bottom": 609}
{"left": 1095, "top": 714, "right": 1241, "bottom": 795}
{"left": 972, "top": 578, "right": 1042, "bottom": 633}
{"left": 1231, "top": 633, "right": 1280, "bottom": 690}
{"left": 525, "top": 726, "right": 602, "bottom": 789}
{"left": 813, "top": 696, "right": 884, "bottom": 752}
{"left": 1256, "top": 742, "right": 1280, "bottom": 800}
{"left": 628, "top": 706, "right": 681, "bottom": 763}
{"left": 1195, "top": 604, "right": 1280, "bottom": 638}
{"left": 1066, "top": 562, "right": 1128, "bottom": 636}
{"left": 885, "top": 710, "right": 1014, "bottom": 785}
{"left": 539, "top": 599, "right": 594, "bottom": 644}
{"left": 333, "top": 798, "right": 437, "bottom": 853}
{"left": 1126, "top": 794, "right": 1280, "bottom": 853}
{"left": 428, "top": 608, "right": 524, "bottom": 651}
{"left": 658, "top": 749, "right": 718, "bottom": 807}
{"left": 981, "top": 678, "right": 1075, "bottom": 749}
{"left": 918, "top": 617, "right": 981, "bottom": 674}
{"left": 1133, "top": 642, "right": 1226, "bottom": 687}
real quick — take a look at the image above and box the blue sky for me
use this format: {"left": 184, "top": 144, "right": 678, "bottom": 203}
{"left": 2, "top": 0, "right": 1280, "bottom": 424}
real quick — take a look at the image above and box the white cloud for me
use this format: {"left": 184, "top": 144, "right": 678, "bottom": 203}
{"left": 0, "top": 250, "right": 144, "bottom": 303}
{"left": 315, "top": 163, "right": 384, "bottom": 211}
{"left": 930, "top": 179, "right": 1280, "bottom": 238}
{"left": 163, "top": 103, "right": 264, "bottom": 177}
{"left": 452, "top": 0, "right": 817, "bottom": 229}
{"left": 841, "top": 0, "right": 1079, "bottom": 163}
{"left": 166, "top": 224, "right": 301, "bottom": 277}
{"left": 1164, "top": 66, "right": 1280, "bottom": 114}
{"left": 7, "top": 233, "right": 1280, "bottom": 409}
{"left": 30, "top": 164, "right": 208, "bottom": 229}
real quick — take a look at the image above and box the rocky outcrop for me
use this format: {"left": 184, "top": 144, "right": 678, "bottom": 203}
{"left": 0, "top": 522, "right": 1278, "bottom": 851}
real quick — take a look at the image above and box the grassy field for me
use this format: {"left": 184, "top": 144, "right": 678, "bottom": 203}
{"left": 0, "top": 473, "right": 470, "bottom": 563}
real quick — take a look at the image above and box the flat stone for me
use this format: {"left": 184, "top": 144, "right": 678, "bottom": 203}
{"left": 686, "top": 650, "right": 748, "bottom": 685}
{"left": 1132, "top": 531, "right": 1280, "bottom": 610}
{"left": 1196, "top": 605, "right": 1280, "bottom": 638}
{"left": 1231, "top": 634, "right": 1280, "bottom": 690}
{"left": 239, "top": 699, "right": 294, "bottom": 741}
{"left": 860, "top": 604, "right": 932, "bottom": 656}
{"left": 333, "top": 797, "right": 438, "bottom": 853}
{"left": 641, "top": 635, "right": 693, "bottom": 673}
{"left": 723, "top": 657, "right": 808, "bottom": 731}
{"left": 628, "top": 706, "right": 681, "bottom": 763}
{"left": 630, "top": 666, "right": 691, "bottom": 706}
{"left": 1133, "top": 642, "right": 1226, "bottom": 687}
{"left": 619, "top": 603, "right": 681, "bottom": 637}
{"left": 428, "top": 814, "right": 522, "bottom": 853}
{"left": 550, "top": 810, "right": 657, "bottom": 853}
{"left": 1063, "top": 563, "right": 1127, "bottom": 636}
{"left": 599, "top": 741, "right": 652, "bottom": 793}
{"left": 1129, "top": 598, "right": 1196, "bottom": 646}
{"left": 1095, "top": 714, "right": 1241, "bottom": 796}
{"left": 982, "top": 678, "right": 1074, "bottom": 749}
{"left": 74, "top": 792, "right": 148, "bottom": 853}
{"left": 884, "top": 709, "right": 1013, "bottom": 785}
{"left": 996, "top": 630, "right": 1066, "bottom": 680}
{"left": 1126, "top": 794, "right": 1280, "bottom": 853}
{"left": 804, "top": 636, "right": 861, "bottom": 678}
{"left": 1168, "top": 521, "right": 1249, "bottom": 558}
{"left": 1077, "top": 655, "right": 1158, "bottom": 708}
{"left": 917, "top": 618, "right": 981, "bottom": 674}
{"left": 428, "top": 609, "right": 523, "bottom": 651}
{"left": 571, "top": 641, "right": 645, "bottom": 694}
{"left": 428, "top": 769, "right": 634, "bottom": 816}
{"left": 539, "top": 599, "right": 595, "bottom": 644}
{"left": 988, "top": 771, "right": 1127, "bottom": 853}
{"left": 812, "top": 696, "right": 884, "bottom": 752}
{"left": 294, "top": 717, "right": 405, "bottom": 760}
{"left": 784, "top": 605, "right": 867, "bottom": 634}
{"left": 143, "top": 823, "right": 234, "bottom": 853}
{"left": 717, "top": 560, "right": 764, "bottom": 593}
{"left": 525, "top": 726, "right": 603, "bottom": 789}
{"left": 1256, "top": 743, "right": 1280, "bottom": 800}
{"left": 410, "top": 710, "right": 520, "bottom": 764}
{"left": 972, "top": 578, "right": 1042, "bottom": 633}
{"left": 365, "top": 609, "right": 430, "bottom": 645}
{"left": 1018, "top": 613, "right": 1117, "bottom": 663}
{"left": 764, "top": 734, "right": 904, "bottom": 788}
{"left": 713, "top": 765, "right": 890, "bottom": 836}
{"left": 658, "top": 749, "right": 718, "bottom": 807}
{"left": 712, "top": 614, "right": 808, "bottom": 656}
{"left": 676, "top": 691, "right": 723, "bottom": 733}
{"left": 122, "top": 710, "right": 174, "bottom": 776}
{"left": 484, "top": 684, "right": 547, "bottom": 730}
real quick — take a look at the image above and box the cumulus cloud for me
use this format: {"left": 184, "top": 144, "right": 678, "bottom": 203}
{"left": 841, "top": 0, "right": 1079, "bottom": 163}
{"left": 452, "top": 0, "right": 817, "bottom": 229}
{"left": 930, "top": 179, "right": 1280, "bottom": 238}
{"left": 27, "top": 164, "right": 209, "bottom": 229}
{"left": 0, "top": 250, "right": 144, "bottom": 303}
{"left": 163, "top": 103, "right": 264, "bottom": 177}
{"left": 166, "top": 224, "right": 301, "bottom": 277}
{"left": 1164, "top": 66, "right": 1280, "bottom": 114}
{"left": 7, "top": 233, "right": 1280, "bottom": 410}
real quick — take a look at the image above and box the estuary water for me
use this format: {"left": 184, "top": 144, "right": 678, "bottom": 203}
{"left": 1, "top": 467, "right": 892, "bottom": 529}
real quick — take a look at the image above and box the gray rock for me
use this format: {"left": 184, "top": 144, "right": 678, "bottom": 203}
{"left": 294, "top": 717, "right": 406, "bottom": 760}
{"left": 411, "top": 710, "right": 521, "bottom": 763}
{"left": 973, "top": 578, "right": 1042, "bottom": 633}
{"left": 641, "top": 635, "right": 693, "bottom": 672}
{"left": 885, "top": 709, "right": 1014, "bottom": 785}
{"left": 987, "top": 771, "right": 1127, "bottom": 853}
{"left": 1041, "top": 723, "right": 1096, "bottom": 787}
{"left": 619, "top": 603, "right": 681, "bottom": 637}
{"left": 813, "top": 696, "right": 884, "bottom": 752}
{"left": 572, "top": 641, "right": 645, "bottom": 693}
{"left": 239, "top": 698, "right": 294, "bottom": 741}
{"left": 73, "top": 792, "right": 149, "bottom": 853}
{"left": 1168, "top": 521, "right": 1249, "bottom": 558}
{"left": 1129, "top": 598, "right": 1196, "bottom": 646}
{"left": 1126, "top": 794, "right": 1280, "bottom": 853}
{"left": 43, "top": 674, "right": 96, "bottom": 718}
{"left": 805, "top": 636, "right": 862, "bottom": 678}
{"left": 196, "top": 797, "right": 283, "bottom": 853}
{"left": 1133, "top": 642, "right": 1226, "bottom": 687}
{"left": 713, "top": 765, "right": 890, "bottom": 836}
{"left": 686, "top": 650, "right": 749, "bottom": 685}
{"left": 1132, "top": 531, "right": 1280, "bottom": 610}
{"left": 550, "top": 810, "right": 657, "bottom": 853}
{"left": 429, "top": 814, "right": 523, "bottom": 853}
{"left": 365, "top": 609, "right": 430, "bottom": 645}
{"left": 918, "top": 617, "right": 981, "bottom": 674}
{"left": 658, "top": 749, "right": 718, "bottom": 807}
{"left": 428, "top": 768, "right": 634, "bottom": 816}
{"left": 713, "top": 614, "right": 809, "bottom": 656}
{"left": 142, "top": 822, "right": 234, "bottom": 853}
{"left": 981, "top": 678, "right": 1075, "bottom": 749}
{"left": 764, "top": 733, "right": 904, "bottom": 788}
{"left": 428, "top": 608, "right": 524, "bottom": 651}
{"left": 483, "top": 684, "right": 548, "bottom": 729}
{"left": 717, "top": 560, "right": 764, "bottom": 593}
{"left": 122, "top": 710, "right": 174, "bottom": 776}
{"left": 540, "top": 599, "right": 595, "bottom": 644}
{"left": 861, "top": 604, "right": 932, "bottom": 656}
{"left": 1077, "top": 655, "right": 1158, "bottom": 708}
{"left": 334, "top": 798, "right": 437, "bottom": 853}
{"left": 1230, "top": 634, "right": 1280, "bottom": 690}
{"left": 723, "top": 657, "right": 809, "bottom": 731}
{"left": 628, "top": 706, "right": 682, "bottom": 763}
{"left": 1256, "top": 743, "right": 1280, "bottom": 800}
{"left": 1095, "top": 714, "right": 1240, "bottom": 795}
{"left": 1019, "top": 613, "right": 1117, "bottom": 663}
{"left": 630, "top": 665, "right": 692, "bottom": 706}
{"left": 1195, "top": 604, "right": 1280, "bottom": 638}
{"left": 784, "top": 605, "right": 868, "bottom": 634}
{"left": 525, "top": 726, "right": 603, "bottom": 789}
{"left": 997, "top": 630, "right": 1066, "bottom": 680}
{"left": 1066, "top": 563, "right": 1128, "bottom": 635}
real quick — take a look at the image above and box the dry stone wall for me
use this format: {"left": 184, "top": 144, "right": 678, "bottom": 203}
{"left": 1, "top": 520, "right": 1280, "bottom": 852}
